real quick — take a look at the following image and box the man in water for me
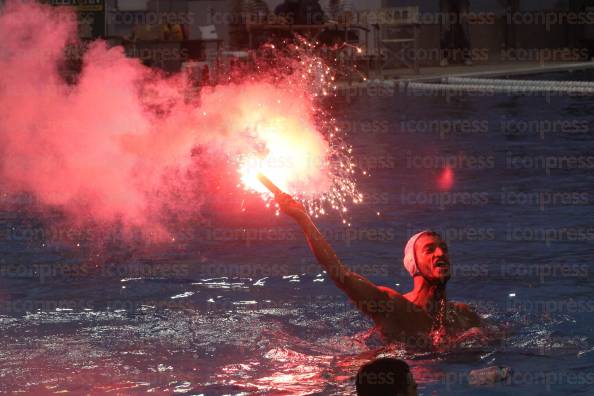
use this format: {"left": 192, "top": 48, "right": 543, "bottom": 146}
{"left": 276, "top": 193, "right": 482, "bottom": 348}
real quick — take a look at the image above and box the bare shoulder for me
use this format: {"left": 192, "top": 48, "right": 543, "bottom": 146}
{"left": 453, "top": 302, "right": 472, "bottom": 311}
{"left": 451, "top": 301, "right": 482, "bottom": 326}
{"left": 451, "top": 301, "right": 476, "bottom": 316}
{"left": 375, "top": 286, "right": 418, "bottom": 311}
{"left": 377, "top": 286, "right": 401, "bottom": 299}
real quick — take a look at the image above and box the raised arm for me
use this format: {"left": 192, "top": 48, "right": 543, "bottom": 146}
{"left": 275, "top": 193, "right": 395, "bottom": 320}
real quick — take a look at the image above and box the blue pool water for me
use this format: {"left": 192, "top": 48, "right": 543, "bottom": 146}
{"left": 1, "top": 80, "right": 593, "bottom": 395}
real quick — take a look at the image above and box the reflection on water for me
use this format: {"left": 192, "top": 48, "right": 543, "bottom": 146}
{"left": 1, "top": 272, "right": 591, "bottom": 395}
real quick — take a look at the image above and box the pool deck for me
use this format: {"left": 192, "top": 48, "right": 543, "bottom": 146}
{"left": 395, "top": 60, "right": 594, "bottom": 82}
{"left": 339, "top": 60, "right": 594, "bottom": 89}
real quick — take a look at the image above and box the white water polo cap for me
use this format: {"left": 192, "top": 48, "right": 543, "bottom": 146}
{"left": 403, "top": 230, "right": 435, "bottom": 276}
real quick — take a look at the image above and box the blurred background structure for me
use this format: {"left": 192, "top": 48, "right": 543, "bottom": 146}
{"left": 4, "top": 1, "right": 594, "bottom": 82}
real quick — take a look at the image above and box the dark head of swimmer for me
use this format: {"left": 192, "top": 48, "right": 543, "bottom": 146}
{"left": 356, "top": 358, "right": 418, "bottom": 396}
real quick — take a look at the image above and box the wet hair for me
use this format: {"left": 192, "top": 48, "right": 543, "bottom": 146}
{"left": 355, "top": 358, "right": 413, "bottom": 396}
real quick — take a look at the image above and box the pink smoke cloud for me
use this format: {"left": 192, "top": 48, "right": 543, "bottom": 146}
{"left": 0, "top": 1, "right": 336, "bottom": 239}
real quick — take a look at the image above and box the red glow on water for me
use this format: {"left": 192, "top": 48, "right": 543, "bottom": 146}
{"left": 438, "top": 167, "right": 454, "bottom": 191}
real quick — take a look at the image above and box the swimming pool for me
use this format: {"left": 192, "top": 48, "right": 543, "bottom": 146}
{"left": 1, "top": 75, "right": 593, "bottom": 395}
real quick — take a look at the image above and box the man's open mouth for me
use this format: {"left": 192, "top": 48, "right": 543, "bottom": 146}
{"left": 435, "top": 260, "right": 449, "bottom": 268}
